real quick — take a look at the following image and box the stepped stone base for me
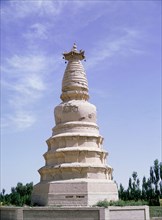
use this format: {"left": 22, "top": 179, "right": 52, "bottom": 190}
{"left": 32, "top": 179, "right": 118, "bottom": 206}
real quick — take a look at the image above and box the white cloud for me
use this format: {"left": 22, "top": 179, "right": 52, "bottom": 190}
{"left": 1, "top": 53, "right": 59, "bottom": 131}
{"left": 25, "top": 74, "right": 46, "bottom": 91}
{"left": 6, "top": 55, "right": 49, "bottom": 75}
{"left": 23, "top": 23, "right": 48, "bottom": 40}
{"left": 1, "top": 111, "right": 36, "bottom": 131}
{"left": 39, "top": 0, "right": 67, "bottom": 16}
{"left": 2, "top": 54, "right": 48, "bottom": 106}
{"left": 87, "top": 28, "right": 144, "bottom": 68}
{"left": 1, "top": 0, "right": 67, "bottom": 21}
{"left": 10, "top": 111, "right": 36, "bottom": 130}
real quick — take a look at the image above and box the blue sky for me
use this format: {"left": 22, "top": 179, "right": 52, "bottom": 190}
{"left": 1, "top": 0, "right": 161, "bottom": 193}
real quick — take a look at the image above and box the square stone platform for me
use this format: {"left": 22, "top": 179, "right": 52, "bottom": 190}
{"left": 32, "top": 179, "right": 118, "bottom": 206}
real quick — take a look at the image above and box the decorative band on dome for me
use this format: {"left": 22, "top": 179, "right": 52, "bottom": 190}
{"left": 60, "top": 91, "right": 89, "bottom": 101}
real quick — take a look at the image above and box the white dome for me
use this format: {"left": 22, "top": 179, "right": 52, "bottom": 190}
{"left": 54, "top": 100, "right": 97, "bottom": 125}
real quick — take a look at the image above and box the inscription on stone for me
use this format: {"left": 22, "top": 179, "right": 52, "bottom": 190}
{"left": 63, "top": 105, "right": 78, "bottom": 113}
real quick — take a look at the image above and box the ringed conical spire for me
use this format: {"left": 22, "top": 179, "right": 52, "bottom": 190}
{"left": 61, "top": 43, "right": 89, "bottom": 101}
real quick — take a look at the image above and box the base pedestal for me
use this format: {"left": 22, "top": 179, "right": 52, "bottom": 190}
{"left": 32, "top": 179, "right": 118, "bottom": 206}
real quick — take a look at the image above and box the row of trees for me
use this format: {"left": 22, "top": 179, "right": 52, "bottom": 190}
{"left": 118, "top": 159, "right": 162, "bottom": 205}
{"left": 0, "top": 159, "right": 161, "bottom": 206}
{"left": 0, "top": 182, "right": 33, "bottom": 206}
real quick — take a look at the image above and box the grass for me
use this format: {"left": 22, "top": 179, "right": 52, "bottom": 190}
{"left": 95, "top": 200, "right": 162, "bottom": 218}
{"left": 149, "top": 206, "right": 162, "bottom": 218}
{"left": 95, "top": 199, "right": 149, "bottom": 208}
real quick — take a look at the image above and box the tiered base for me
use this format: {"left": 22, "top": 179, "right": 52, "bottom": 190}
{"left": 32, "top": 179, "right": 118, "bottom": 206}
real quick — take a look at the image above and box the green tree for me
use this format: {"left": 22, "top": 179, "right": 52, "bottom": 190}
{"left": 148, "top": 159, "right": 161, "bottom": 205}
{"left": 118, "top": 184, "right": 125, "bottom": 200}
{"left": 0, "top": 182, "right": 33, "bottom": 206}
{"left": 118, "top": 159, "right": 162, "bottom": 205}
{"left": 126, "top": 172, "right": 141, "bottom": 201}
{"left": 160, "top": 162, "right": 162, "bottom": 198}
{"left": 142, "top": 176, "right": 147, "bottom": 200}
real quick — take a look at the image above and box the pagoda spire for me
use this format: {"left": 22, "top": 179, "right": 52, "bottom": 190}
{"left": 61, "top": 44, "right": 89, "bottom": 102}
{"left": 63, "top": 43, "right": 85, "bottom": 61}
{"left": 72, "top": 43, "right": 77, "bottom": 51}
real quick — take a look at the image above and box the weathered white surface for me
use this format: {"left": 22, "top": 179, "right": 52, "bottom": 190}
{"left": 32, "top": 44, "right": 118, "bottom": 206}
{"left": 32, "top": 179, "right": 118, "bottom": 206}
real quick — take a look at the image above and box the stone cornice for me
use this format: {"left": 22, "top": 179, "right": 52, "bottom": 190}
{"left": 52, "top": 121, "right": 99, "bottom": 135}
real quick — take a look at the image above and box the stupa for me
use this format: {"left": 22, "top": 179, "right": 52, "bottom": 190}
{"left": 32, "top": 44, "right": 118, "bottom": 206}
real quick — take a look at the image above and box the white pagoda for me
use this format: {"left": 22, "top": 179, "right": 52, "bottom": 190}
{"left": 32, "top": 44, "right": 118, "bottom": 206}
